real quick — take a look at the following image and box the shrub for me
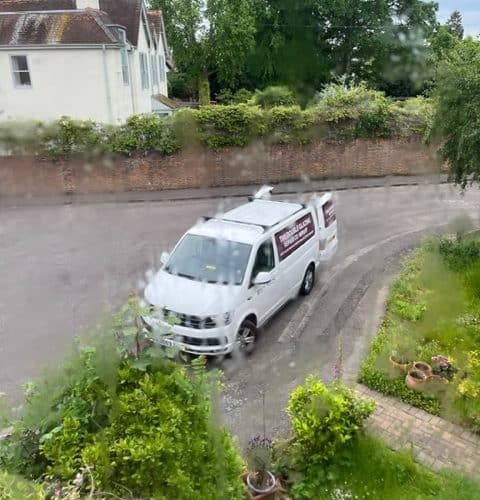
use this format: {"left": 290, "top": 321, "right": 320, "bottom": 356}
{"left": 0, "top": 470, "right": 44, "bottom": 499}
{"left": 0, "top": 85, "right": 431, "bottom": 157}
{"left": 110, "top": 113, "right": 178, "bottom": 155}
{"left": 253, "top": 86, "right": 297, "bottom": 108}
{"left": 195, "top": 104, "right": 266, "bottom": 149}
{"left": 216, "top": 88, "right": 253, "bottom": 105}
{"left": 438, "top": 238, "right": 480, "bottom": 272}
{"left": 0, "top": 299, "right": 245, "bottom": 499}
{"left": 265, "top": 106, "right": 318, "bottom": 144}
{"left": 287, "top": 377, "right": 374, "bottom": 469}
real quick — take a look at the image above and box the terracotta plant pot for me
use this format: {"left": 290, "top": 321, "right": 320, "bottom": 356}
{"left": 389, "top": 355, "right": 410, "bottom": 374}
{"left": 413, "top": 361, "right": 432, "bottom": 377}
{"left": 242, "top": 471, "right": 280, "bottom": 500}
{"left": 405, "top": 369, "right": 427, "bottom": 391}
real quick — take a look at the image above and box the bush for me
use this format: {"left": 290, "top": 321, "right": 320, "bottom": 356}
{"left": 438, "top": 238, "right": 480, "bottom": 272}
{"left": 287, "top": 377, "right": 374, "bottom": 469}
{"left": 195, "top": 104, "right": 266, "bottom": 149}
{"left": 0, "top": 85, "right": 431, "bottom": 157}
{"left": 312, "top": 82, "right": 394, "bottom": 138}
{"left": 0, "top": 299, "right": 245, "bottom": 499}
{"left": 0, "top": 470, "right": 44, "bottom": 499}
{"left": 253, "top": 86, "right": 298, "bottom": 108}
{"left": 265, "top": 106, "right": 318, "bottom": 145}
{"left": 216, "top": 88, "right": 253, "bottom": 105}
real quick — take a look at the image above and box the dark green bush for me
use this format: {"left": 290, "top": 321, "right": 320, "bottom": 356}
{"left": 438, "top": 238, "right": 480, "bottom": 272}
{"left": 287, "top": 377, "right": 375, "bottom": 469}
{"left": 216, "top": 88, "right": 253, "bottom": 104}
{"left": 0, "top": 87, "right": 432, "bottom": 157}
{"left": 0, "top": 299, "right": 245, "bottom": 499}
{"left": 195, "top": 104, "right": 266, "bottom": 149}
{"left": 253, "top": 86, "right": 298, "bottom": 108}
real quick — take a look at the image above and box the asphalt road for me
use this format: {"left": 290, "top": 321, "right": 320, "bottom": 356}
{"left": 1, "top": 183, "right": 480, "bottom": 441}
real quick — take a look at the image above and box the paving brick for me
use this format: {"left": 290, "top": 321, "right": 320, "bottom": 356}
{"left": 361, "top": 390, "right": 480, "bottom": 481}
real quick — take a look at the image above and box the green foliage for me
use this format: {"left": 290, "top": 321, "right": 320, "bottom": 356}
{"left": 265, "top": 106, "right": 317, "bottom": 145}
{"left": 253, "top": 86, "right": 297, "bottom": 108}
{"left": 359, "top": 238, "right": 480, "bottom": 431}
{"left": 151, "top": 0, "right": 256, "bottom": 100}
{"left": 167, "top": 71, "right": 197, "bottom": 100}
{"left": 0, "top": 470, "right": 45, "bottom": 499}
{"left": 429, "top": 37, "right": 480, "bottom": 187}
{"left": 216, "top": 88, "right": 253, "bottom": 105}
{"left": 282, "top": 434, "right": 480, "bottom": 499}
{"left": 110, "top": 114, "right": 179, "bottom": 155}
{"left": 195, "top": 104, "right": 266, "bottom": 149}
{"left": 249, "top": 0, "right": 437, "bottom": 97}
{"left": 312, "top": 82, "right": 394, "bottom": 138}
{"left": 0, "top": 299, "right": 245, "bottom": 499}
{"left": 438, "top": 238, "right": 480, "bottom": 272}
{"left": 0, "top": 87, "right": 433, "bottom": 157}
{"left": 287, "top": 377, "right": 374, "bottom": 469}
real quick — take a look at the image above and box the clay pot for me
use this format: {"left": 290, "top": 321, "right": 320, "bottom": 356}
{"left": 413, "top": 361, "right": 432, "bottom": 377}
{"left": 406, "top": 369, "right": 427, "bottom": 391}
{"left": 389, "top": 355, "right": 410, "bottom": 374}
{"left": 242, "top": 471, "right": 279, "bottom": 500}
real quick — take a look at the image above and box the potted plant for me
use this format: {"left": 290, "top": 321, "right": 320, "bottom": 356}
{"left": 389, "top": 349, "right": 411, "bottom": 374}
{"left": 389, "top": 337, "right": 414, "bottom": 374}
{"left": 413, "top": 361, "right": 432, "bottom": 377}
{"left": 406, "top": 368, "right": 427, "bottom": 391}
{"left": 245, "top": 435, "right": 276, "bottom": 498}
{"left": 431, "top": 355, "right": 457, "bottom": 381}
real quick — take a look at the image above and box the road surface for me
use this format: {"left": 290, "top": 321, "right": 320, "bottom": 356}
{"left": 1, "top": 183, "right": 479, "bottom": 441}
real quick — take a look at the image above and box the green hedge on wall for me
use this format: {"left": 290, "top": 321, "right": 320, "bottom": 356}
{"left": 0, "top": 85, "right": 433, "bottom": 158}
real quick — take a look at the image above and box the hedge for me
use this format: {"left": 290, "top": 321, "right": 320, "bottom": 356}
{"left": 0, "top": 85, "right": 433, "bottom": 158}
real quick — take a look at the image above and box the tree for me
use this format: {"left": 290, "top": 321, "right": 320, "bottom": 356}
{"left": 446, "top": 10, "right": 464, "bottom": 39}
{"left": 430, "top": 39, "right": 480, "bottom": 186}
{"left": 151, "top": 0, "right": 256, "bottom": 103}
{"left": 249, "top": 0, "right": 438, "bottom": 98}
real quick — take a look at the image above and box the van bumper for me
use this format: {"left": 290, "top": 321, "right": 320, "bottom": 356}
{"left": 141, "top": 316, "right": 236, "bottom": 356}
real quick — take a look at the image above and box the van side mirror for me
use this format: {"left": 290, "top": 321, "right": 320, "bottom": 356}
{"left": 160, "top": 252, "right": 170, "bottom": 266}
{"left": 253, "top": 271, "right": 272, "bottom": 285}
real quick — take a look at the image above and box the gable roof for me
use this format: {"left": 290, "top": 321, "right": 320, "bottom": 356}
{"left": 147, "top": 9, "right": 173, "bottom": 67}
{"left": 0, "top": 0, "right": 170, "bottom": 51}
{"left": 0, "top": 9, "right": 120, "bottom": 45}
{"left": 99, "top": 0, "right": 142, "bottom": 46}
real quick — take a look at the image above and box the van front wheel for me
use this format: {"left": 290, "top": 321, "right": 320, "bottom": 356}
{"left": 235, "top": 319, "right": 257, "bottom": 355}
{"left": 300, "top": 265, "right": 315, "bottom": 296}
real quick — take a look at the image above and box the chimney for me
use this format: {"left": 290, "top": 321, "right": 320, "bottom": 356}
{"left": 76, "top": 0, "right": 100, "bottom": 9}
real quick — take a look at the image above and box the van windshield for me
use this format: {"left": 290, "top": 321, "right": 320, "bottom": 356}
{"left": 165, "top": 234, "right": 252, "bottom": 285}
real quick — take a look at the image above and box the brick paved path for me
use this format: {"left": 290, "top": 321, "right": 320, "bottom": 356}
{"left": 356, "top": 384, "right": 480, "bottom": 479}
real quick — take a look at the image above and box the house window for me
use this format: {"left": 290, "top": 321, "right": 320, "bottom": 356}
{"left": 11, "top": 55, "right": 31, "bottom": 87}
{"left": 139, "top": 52, "right": 149, "bottom": 90}
{"left": 158, "top": 54, "right": 165, "bottom": 83}
{"left": 151, "top": 54, "right": 158, "bottom": 86}
{"left": 121, "top": 48, "right": 129, "bottom": 85}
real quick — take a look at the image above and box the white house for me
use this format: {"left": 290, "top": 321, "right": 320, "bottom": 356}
{"left": 0, "top": 0, "right": 174, "bottom": 124}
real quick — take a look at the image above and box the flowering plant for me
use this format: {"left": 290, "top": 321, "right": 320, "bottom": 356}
{"left": 431, "top": 355, "right": 457, "bottom": 381}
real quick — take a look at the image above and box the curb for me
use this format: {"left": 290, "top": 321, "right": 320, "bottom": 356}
{"left": 0, "top": 174, "right": 449, "bottom": 208}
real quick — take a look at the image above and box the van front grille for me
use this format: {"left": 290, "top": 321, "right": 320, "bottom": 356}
{"left": 163, "top": 308, "right": 217, "bottom": 329}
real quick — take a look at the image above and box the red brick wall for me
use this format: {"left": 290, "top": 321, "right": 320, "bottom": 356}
{"left": 0, "top": 137, "right": 439, "bottom": 197}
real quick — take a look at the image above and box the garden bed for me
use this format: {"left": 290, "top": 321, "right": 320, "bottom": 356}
{"left": 359, "top": 237, "right": 480, "bottom": 433}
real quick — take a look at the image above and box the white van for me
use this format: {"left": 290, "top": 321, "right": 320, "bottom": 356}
{"left": 143, "top": 187, "right": 338, "bottom": 356}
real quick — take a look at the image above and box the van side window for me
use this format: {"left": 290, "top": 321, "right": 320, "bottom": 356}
{"left": 251, "top": 240, "right": 275, "bottom": 282}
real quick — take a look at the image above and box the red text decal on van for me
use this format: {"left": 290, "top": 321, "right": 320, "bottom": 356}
{"left": 275, "top": 213, "right": 315, "bottom": 261}
{"left": 322, "top": 200, "right": 336, "bottom": 228}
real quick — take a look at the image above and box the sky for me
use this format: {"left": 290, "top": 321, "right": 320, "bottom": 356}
{"left": 437, "top": 1, "right": 480, "bottom": 37}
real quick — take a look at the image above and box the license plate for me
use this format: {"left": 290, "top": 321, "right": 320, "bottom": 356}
{"left": 157, "top": 337, "right": 176, "bottom": 348}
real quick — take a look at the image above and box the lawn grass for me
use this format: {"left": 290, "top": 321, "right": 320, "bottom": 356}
{"left": 359, "top": 238, "right": 480, "bottom": 432}
{"left": 283, "top": 433, "right": 480, "bottom": 499}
